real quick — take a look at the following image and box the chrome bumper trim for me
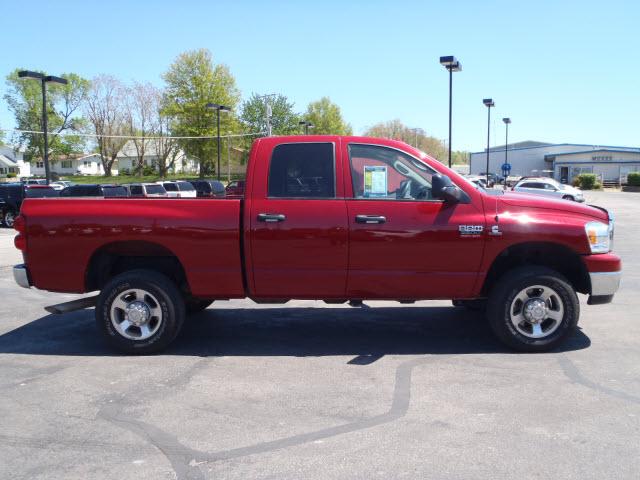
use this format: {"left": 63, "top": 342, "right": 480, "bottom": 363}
{"left": 13, "top": 264, "right": 30, "bottom": 289}
{"left": 590, "top": 271, "right": 621, "bottom": 296}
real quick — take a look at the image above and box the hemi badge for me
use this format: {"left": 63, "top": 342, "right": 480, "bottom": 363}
{"left": 459, "top": 225, "right": 484, "bottom": 236}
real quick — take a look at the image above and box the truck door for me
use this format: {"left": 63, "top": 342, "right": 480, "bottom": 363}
{"left": 344, "top": 143, "right": 486, "bottom": 299}
{"left": 248, "top": 139, "right": 349, "bottom": 298}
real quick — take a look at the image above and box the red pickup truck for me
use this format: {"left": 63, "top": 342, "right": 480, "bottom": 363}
{"left": 12, "top": 136, "right": 621, "bottom": 354}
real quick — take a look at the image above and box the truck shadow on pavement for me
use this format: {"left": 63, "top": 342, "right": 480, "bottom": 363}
{"left": 0, "top": 305, "right": 590, "bottom": 357}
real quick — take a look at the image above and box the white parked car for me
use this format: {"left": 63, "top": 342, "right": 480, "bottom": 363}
{"left": 513, "top": 177, "right": 585, "bottom": 202}
{"left": 157, "top": 181, "right": 197, "bottom": 198}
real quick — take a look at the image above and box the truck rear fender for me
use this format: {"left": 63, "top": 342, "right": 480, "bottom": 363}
{"left": 480, "top": 242, "right": 590, "bottom": 296}
{"left": 85, "top": 241, "right": 190, "bottom": 294}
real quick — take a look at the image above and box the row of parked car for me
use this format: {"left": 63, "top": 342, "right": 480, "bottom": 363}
{"left": 0, "top": 179, "right": 247, "bottom": 227}
{"left": 464, "top": 174, "right": 585, "bottom": 202}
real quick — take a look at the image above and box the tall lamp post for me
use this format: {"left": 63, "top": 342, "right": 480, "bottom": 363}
{"left": 483, "top": 98, "right": 495, "bottom": 185}
{"left": 502, "top": 117, "right": 511, "bottom": 187}
{"left": 299, "top": 121, "right": 314, "bottom": 135}
{"left": 439, "top": 56, "right": 462, "bottom": 168}
{"left": 18, "top": 71, "right": 68, "bottom": 185}
{"left": 206, "top": 102, "right": 230, "bottom": 181}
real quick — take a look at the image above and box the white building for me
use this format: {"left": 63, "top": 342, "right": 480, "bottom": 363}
{"left": 30, "top": 153, "right": 110, "bottom": 176}
{"left": 117, "top": 141, "right": 197, "bottom": 174}
{"left": 470, "top": 141, "right": 640, "bottom": 184}
{"left": 0, "top": 145, "right": 31, "bottom": 178}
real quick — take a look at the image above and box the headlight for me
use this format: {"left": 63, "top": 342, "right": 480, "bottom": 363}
{"left": 585, "top": 221, "right": 611, "bottom": 253}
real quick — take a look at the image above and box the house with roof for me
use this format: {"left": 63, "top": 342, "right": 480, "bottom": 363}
{"left": 30, "top": 153, "right": 109, "bottom": 176}
{"left": 0, "top": 145, "right": 31, "bottom": 179}
{"left": 117, "top": 140, "right": 197, "bottom": 174}
{"left": 470, "top": 141, "right": 640, "bottom": 184}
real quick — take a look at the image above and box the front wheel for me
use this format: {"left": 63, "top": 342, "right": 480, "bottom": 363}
{"left": 562, "top": 195, "right": 575, "bottom": 201}
{"left": 96, "top": 269, "right": 186, "bottom": 354}
{"left": 3, "top": 210, "right": 16, "bottom": 228}
{"left": 487, "top": 267, "right": 579, "bottom": 352}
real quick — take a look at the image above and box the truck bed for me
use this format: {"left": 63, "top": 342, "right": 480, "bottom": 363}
{"left": 20, "top": 198, "right": 245, "bottom": 297}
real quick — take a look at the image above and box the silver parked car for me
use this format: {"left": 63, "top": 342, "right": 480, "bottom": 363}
{"left": 513, "top": 177, "right": 585, "bottom": 202}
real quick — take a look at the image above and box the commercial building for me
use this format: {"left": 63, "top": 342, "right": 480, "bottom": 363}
{"left": 470, "top": 141, "right": 640, "bottom": 184}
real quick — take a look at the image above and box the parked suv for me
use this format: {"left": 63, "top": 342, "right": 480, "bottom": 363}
{"left": 158, "top": 181, "right": 197, "bottom": 198}
{"left": 189, "top": 179, "right": 226, "bottom": 198}
{"left": 0, "top": 183, "right": 58, "bottom": 227}
{"left": 125, "top": 183, "right": 168, "bottom": 198}
{"left": 60, "top": 184, "right": 129, "bottom": 198}
{"left": 513, "top": 177, "right": 585, "bottom": 202}
{"left": 225, "top": 180, "right": 245, "bottom": 196}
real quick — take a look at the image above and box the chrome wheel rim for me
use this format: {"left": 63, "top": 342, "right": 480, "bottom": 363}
{"left": 110, "top": 289, "right": 163, "bottom": 340}
{"left": 5, "top": 211, "right": 15, "bottom": 228}
{"left": 509, "top": 285, "right": 564, "bottom": 339}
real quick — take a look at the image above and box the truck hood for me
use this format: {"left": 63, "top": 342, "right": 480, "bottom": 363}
{"left": 497, "top": 191, "right": 609, "bottom": 221}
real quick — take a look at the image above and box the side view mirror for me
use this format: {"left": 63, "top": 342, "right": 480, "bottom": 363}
{"left": 432, "top": 174, "right": 470, "bottom": 204}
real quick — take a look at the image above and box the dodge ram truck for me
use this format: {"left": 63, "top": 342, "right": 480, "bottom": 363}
{"left": 12, "top": 136, "right": 621, "bottom": 353}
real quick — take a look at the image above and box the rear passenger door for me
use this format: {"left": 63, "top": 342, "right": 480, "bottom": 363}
{"left": 249, "top": 140, "right": 349, "bottom": 298}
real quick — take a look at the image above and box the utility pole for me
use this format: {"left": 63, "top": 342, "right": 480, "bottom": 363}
{"left": 257, "top": 94, "right": 276, "bottom": 136}
{"left": 227, "top": 132, "right": 231, "bottom": 184}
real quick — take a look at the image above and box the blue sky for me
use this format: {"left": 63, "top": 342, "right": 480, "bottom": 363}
{"left": 1, "top": 0, "right": 638, "bottom": 152}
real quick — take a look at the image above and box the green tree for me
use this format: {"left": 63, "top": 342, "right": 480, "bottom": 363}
{"left": 4, "top": 69, "right": 89, "bottom": 163}
{"left": 162, "top": 49, "right": 241, "bottom": 178}
{"left": 241, "top": 93, "right": 300, "bottom": 136}
{"left": 363, "top": 119, "right": 449, "bottom": 163}
{"left": 302, "top": 97, "right": 352, "bottom": 135}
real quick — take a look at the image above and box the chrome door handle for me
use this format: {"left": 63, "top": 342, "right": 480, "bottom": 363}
{"left": 257, "top": 213, "right": 286, "bottom": 223}
{"left": 355, "top": 215, "right": 386, "bottom": 224}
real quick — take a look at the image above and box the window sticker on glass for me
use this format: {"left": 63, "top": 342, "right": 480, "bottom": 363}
{"left": 364, "top": 165, "right": 387, "bottom": 198}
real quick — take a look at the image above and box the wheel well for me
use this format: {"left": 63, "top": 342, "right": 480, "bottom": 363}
{"left": 482, "top": 242, "right": 590, "bottom": 296}
{"left": 85, "top": 241, "right": 189, "bottom": 293}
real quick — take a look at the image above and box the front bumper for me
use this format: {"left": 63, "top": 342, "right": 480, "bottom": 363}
{"left": 589, "top": 271, "right": 621, "bottom": 296}
{"left": 13, "top": 264, "right": 31, "bottom": 289}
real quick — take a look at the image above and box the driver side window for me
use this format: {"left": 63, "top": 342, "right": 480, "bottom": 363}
{"left": 348, "top": 144, "right": 436, "bottom": 200}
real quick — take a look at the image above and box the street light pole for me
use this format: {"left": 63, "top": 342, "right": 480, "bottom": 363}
{"left": 18, "top": 71, "right": 68, "bottom": 185}
{"left": 502, "top": 117, "right": 511, "bottom": 187}
{"left": 439, "top": 56, "right": 462, "bottom": 168}
{"left": 227, "top": 131, "right": 231, "bottom": 184}
{"left": 206, "top": 103, "right": 230, "bottom": 181}
{"left": 483, "top": 98, "right": 495, "bottom": 186}
{"left": 299, "top": 121, "right": 314, "bottom": 135}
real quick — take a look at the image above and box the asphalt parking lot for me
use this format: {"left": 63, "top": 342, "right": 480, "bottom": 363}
{"left": 1, "top": 190, "right": 639, "bottom": 480}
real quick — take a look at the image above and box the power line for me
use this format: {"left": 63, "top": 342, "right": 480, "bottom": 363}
{"left": 0, "top": 128, "right": 266, "bottom": 140}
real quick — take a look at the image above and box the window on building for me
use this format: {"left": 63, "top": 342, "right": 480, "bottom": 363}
{"left": 36, "top": 161, "right": 44, "bottom": 168}
{"left": 84, "top": 161, "right": 91, "bottom": 168}
{"left": 61, "top": 160, "right": 73, "bottom": 169}
{"left": 268, "top": 143, "right": 335, "bottom": 198}
{"left": 571, "top": 166, "right": 593, "bottom": 179}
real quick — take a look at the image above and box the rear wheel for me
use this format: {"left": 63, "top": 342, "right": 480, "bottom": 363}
{"left": 96, "top": 269, "right": 185, "bottom": 354}
{"left": 487, "top": 267, "right": 579, "bottom": 352}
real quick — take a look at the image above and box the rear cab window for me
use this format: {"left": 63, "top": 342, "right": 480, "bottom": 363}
{"left": 267, "top": 143, "right": 335, "bottom": 198}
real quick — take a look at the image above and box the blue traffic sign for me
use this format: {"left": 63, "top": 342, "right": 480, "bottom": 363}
{"left": 501, "top": 163, "right": 512, "bottom": 172}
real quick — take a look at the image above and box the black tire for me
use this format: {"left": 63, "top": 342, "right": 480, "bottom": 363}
{"left": 452, "top": 299, "right": 487, "bottom": 312}
{"left": 3, "top": 210, "right": 16, "bottom": 228}
{"left": 185, "top": 296, "right": 214, "bottom": 314}
{"left": 486, "top": 266, "right": 579, "bottom": 352}
{"left": 562, "top": 195, "right": 574, "bottom": 201}
{"left": 96, "top": 269, "right": 186, "bottom": 354}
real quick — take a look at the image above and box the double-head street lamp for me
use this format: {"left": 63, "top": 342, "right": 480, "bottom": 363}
{"left": 206, "top": 102, "right": 230, "bottom": 181}
{"left": 299, "top": 120, "right": 314, "bottom": 135}
{"left": 483, "top": 98, "right": 495, "bottom": 185}
{"left": 439, "top": 56, "right": 462, "bottom": 168}
{"left": 502, "top": 117, "right": 511, "bottom": 186}
{"left": 18, "top": 70, "right": 68, "bottom": 184}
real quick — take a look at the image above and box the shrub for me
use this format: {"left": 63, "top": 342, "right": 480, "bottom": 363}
{"left": 142, "top": 165, "right": 155, "bottom": 176}
{"left": 119, "top": 168, "right": 130, "bottom": 176}
{"left": 576, "top": 173, "right": 597, "bottom": 190}
{"left": 627, "top": 172, "right": 640, "bottom": 186}
{"left": 6, "top": 172, "right": 16, "bottom": 178}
